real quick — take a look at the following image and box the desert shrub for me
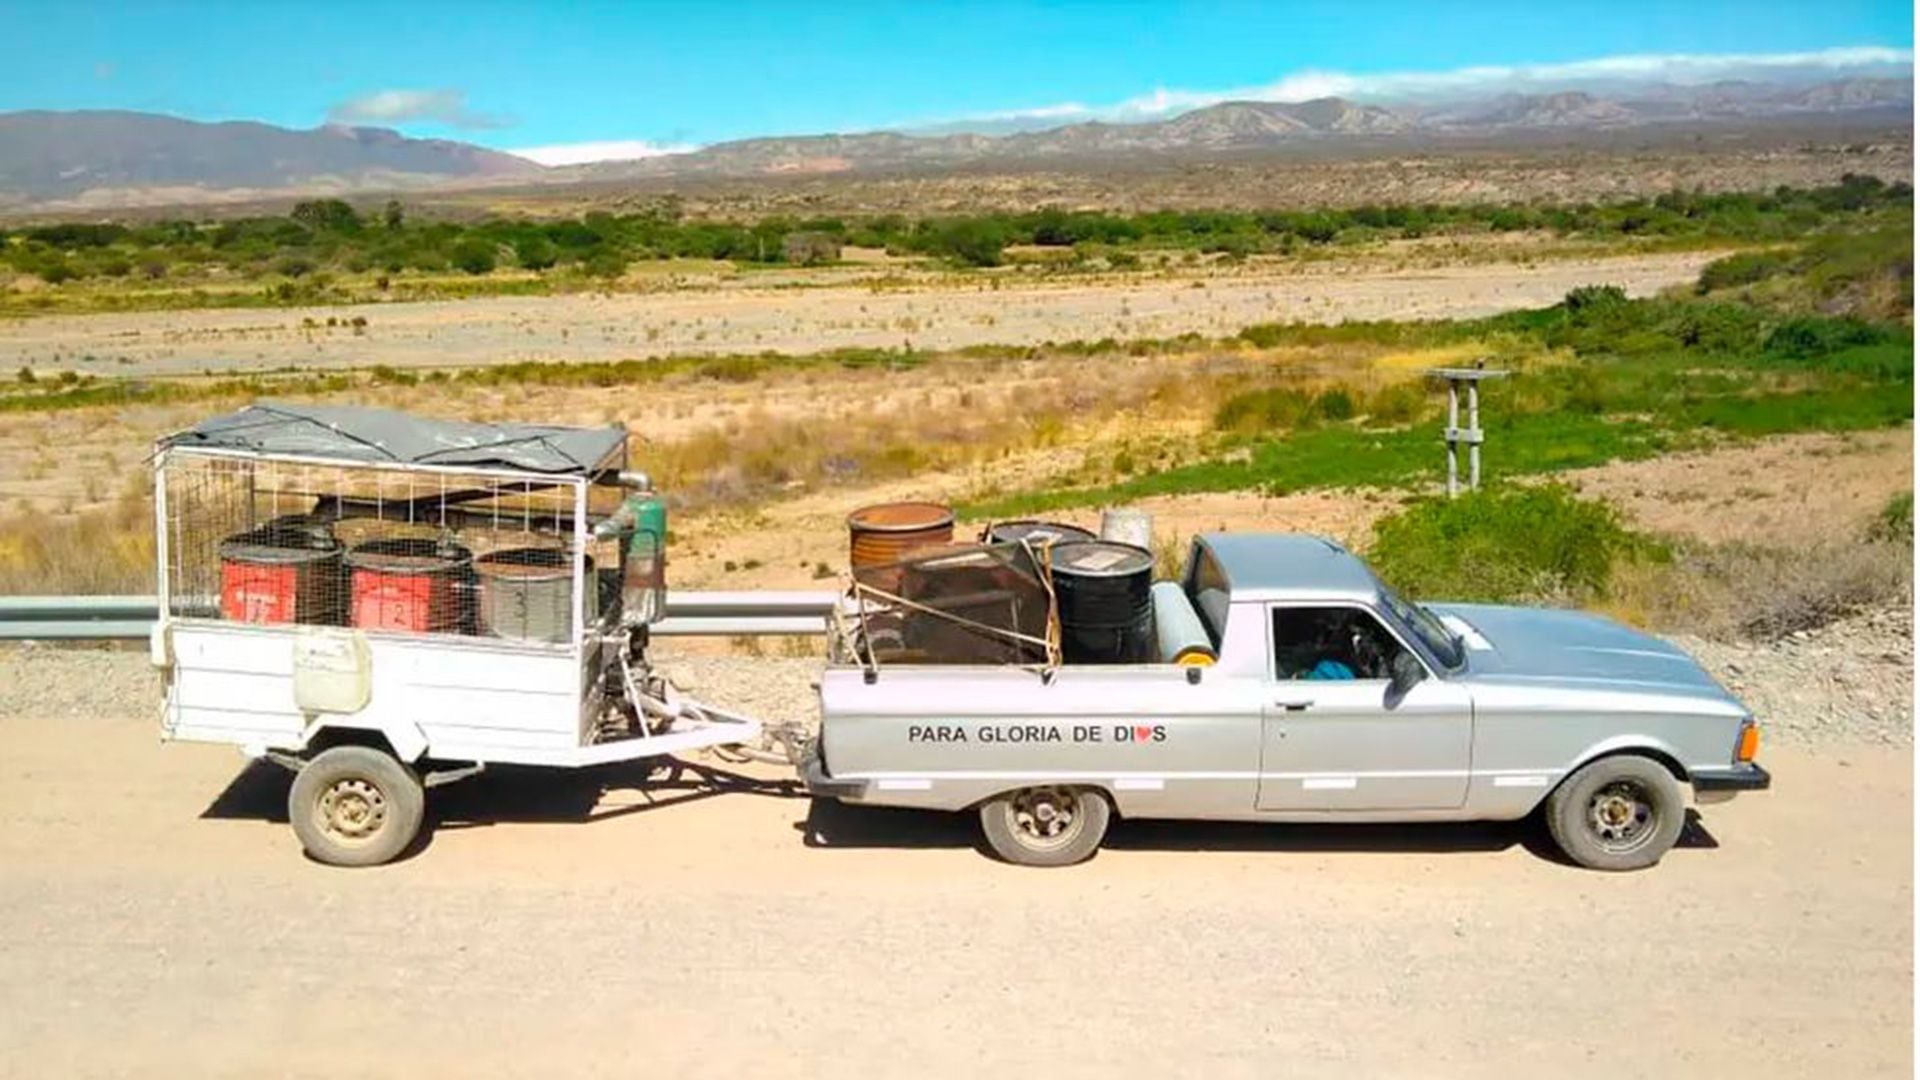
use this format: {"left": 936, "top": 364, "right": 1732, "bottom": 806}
{"left": 1213, "top": 386, "right": 1315, "bottom": 433}
{"left": 450, "top": 239, "right": 497, "bottom": 275}
{"left": 1868, "top": 492, "right": 1913, "bottom": 545}
{"left": 1764, "top": 315, "right": 1892, "bottom": 358}
{"left": 1363, "top": 381, "right": 1429, "bottom": 424}
{"left": 1697, "top": 250, "right": 1790, "bottom": 293}
{"left": 1563, "top": 284, "right": 1630, "bottom": 318}
{"left": 1614, "top": 538, "right": 1913, "bottom": 641}
{"left": 515, "top": 236, "right": 558, "bottom": 270}
{"left": 1367, "top": 484, "right": 1650, "bottom": 603}
{"left": 1311, "top": 388, "right": 1355, "bottom": 421}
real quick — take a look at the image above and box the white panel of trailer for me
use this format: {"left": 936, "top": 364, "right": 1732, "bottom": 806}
{"left": 166, "top": 622, "right": 589, "bottom": 760}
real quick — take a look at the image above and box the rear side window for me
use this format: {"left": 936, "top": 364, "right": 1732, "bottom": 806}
{"left": 1183, "top": 544, "right": 1230, "bottom": 649}
{"left": 1270, "top": 606, "right": 1408, "bottom": 680}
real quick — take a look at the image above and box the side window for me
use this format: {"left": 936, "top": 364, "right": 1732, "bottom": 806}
{"left": 1270, "top": 606, "right": 1408, "bottom": 681}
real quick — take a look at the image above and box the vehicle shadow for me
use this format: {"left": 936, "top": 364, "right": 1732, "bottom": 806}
{"left": 800, "top": 799, "right": 1720, "bottom": 865}
{"left": 200, "top": 757, "right": 807, "bottom": 862}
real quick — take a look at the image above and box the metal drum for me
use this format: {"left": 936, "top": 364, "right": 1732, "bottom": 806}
{"left": 848, "top": 501, "right": 955, "bottom": 591}
{"left": 1049, "top": 540, "right": 1156, "bottom": 664}
{"left": 217, "top": 519, "right": 344, "bottom": 625}
{"left": 347, "top": 538, "right": 472, "bottom": 634}
{"left": 984, "top": 520, "right": 1095, "bottom": 549}
{"left": 475, "top": 547, "right": 586, "bottom": 644}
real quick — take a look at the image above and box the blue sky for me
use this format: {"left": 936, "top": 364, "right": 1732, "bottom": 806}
{"left": 2, "top": 0, "right": 1912, "bottom": 163}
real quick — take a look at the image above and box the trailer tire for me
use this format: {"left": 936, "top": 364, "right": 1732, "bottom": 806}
{"left": 979, "top": 786, "right": 1110, "bottom": 867}
{"left": 1545, "top": 755, "right": 1684, "bottom": 872}
{"left": 289, "top": 746, "right": 425, "bottom": 867}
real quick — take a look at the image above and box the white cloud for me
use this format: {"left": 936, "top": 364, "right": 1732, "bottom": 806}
{"left": 506, "top": 139, "right": 700, "bottom": 166}
{"left": 977, "top": 45, "right": 1914, "bottom": 125}
{"left": 328, "top": 88, "right": 510, "bottom": 130}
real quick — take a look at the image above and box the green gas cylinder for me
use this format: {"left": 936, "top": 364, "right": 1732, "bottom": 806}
{"left": 622, "top": 491, "right": 667, "bottom": 624}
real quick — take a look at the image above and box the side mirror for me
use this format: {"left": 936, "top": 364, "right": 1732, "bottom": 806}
{"left": 1386, "top": 651, "right": 1426, "bottom": 705}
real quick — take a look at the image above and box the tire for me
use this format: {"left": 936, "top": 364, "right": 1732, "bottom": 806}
{"left": 1545, "top": 755, "right": 1685, "bottom": 872}
{"left": 288, "top": 746, "right": 425, "bottom": 867}
{"left": 978, "top": 786, "right": 1111, "bottom": 867}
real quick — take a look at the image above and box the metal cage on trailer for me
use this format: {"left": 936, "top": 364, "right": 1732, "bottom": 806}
{"left": 150, "top": 403, "right": 767, "bottom": 865}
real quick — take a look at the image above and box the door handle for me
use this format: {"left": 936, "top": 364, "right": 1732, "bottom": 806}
{"left": 1274, "top": 700, "right": 1312, "bottom": 712}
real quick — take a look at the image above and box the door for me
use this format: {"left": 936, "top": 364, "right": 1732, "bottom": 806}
{"left": 1256, "top": 602, "right": 1473, "bottom": 811}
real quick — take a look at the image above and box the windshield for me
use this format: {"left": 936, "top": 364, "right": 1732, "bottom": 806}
{"left": 1377, "top": 583, "right": 1465, "bottom": 671}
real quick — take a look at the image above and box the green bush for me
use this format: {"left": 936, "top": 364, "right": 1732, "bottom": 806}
{"left": 1697, "top": 250, "right": 1790, "bottom": 293}
{"left": 1367, "top": 484, "right": 1650, "bottom": 602}
{"left": 1311, "top": 388, "right": 1354, "bottom": 421}
{"left": 1763, "top": 316, "right": 1891, "bottom": 358}
{"left": 1868, "top": 492, "right": 1913, "bottom": 544}
{"left": 450, "top": 240, "right": 497, "bottom": 275}
{"left": 514, "top": 235, "right": 558, "bottom": 270}
{"left": 1363, "top": 382, "right": 1429, "bottom": 424}
{"left": 1213, "top": 386, "right": 1314, "bottom": 433}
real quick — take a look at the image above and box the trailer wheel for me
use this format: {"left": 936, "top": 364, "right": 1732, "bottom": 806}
{"left": 1544, "top": 755, "right": 1684, "bottom": 872}
{"left": 288, "top": 746, "right": 425, "bottom": 867}
{"left": 979, "top": 786, "right": 1110, "bottom": 867}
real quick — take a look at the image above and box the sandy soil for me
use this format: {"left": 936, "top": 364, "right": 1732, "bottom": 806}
{"left": 1562, "top": 429, "right": 1916, "bottom": 546}
{"left": 0, "top": 698, "right": 1906, "bottom": 1078}
{"left": 1, "top": 250, "right": 1720, "bottom": 378}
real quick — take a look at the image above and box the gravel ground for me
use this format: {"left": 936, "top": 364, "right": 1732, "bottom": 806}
{"left": 2, "top": 607, "right": 1909, "bottom": 747}
{"left": 1669, "top": 605, "right": 1914, "bottom": 747}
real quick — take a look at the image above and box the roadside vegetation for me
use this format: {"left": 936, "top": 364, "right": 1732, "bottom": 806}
{"left": 1365, "top": 484, "right": 1912, "bottom": 643}
{"left": 0, "top": 175, "right": 1906, "bottom": 315}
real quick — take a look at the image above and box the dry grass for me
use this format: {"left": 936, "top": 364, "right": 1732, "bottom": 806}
{"left": 1595, "top": 537, "right": 1913, "bottom": 642}
{"left": 0, "top": 490, "right": 153, "bottom": 595}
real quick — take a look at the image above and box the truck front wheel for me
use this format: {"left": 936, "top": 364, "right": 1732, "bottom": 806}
{"left": 979, "top": 786, "right": 1111, "bottom": 867}
{"left": 288, "top": 745, "right": 425, "bottom": 867}
{"left": 1544, "top": 755, "right": 1684, "bottom": 872}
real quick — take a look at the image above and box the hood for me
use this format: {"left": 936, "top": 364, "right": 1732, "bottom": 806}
{"left": 1430, "top": 603, "right": 1741, "bottom": 707}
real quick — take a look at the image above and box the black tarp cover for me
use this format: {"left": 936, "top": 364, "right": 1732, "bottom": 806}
{"left": 158, "top": 403, "right": 626, "bottom": 475}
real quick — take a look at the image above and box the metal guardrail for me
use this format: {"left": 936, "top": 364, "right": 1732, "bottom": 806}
{"left": 0, "top": 591, "right": 839, "bottom": 641}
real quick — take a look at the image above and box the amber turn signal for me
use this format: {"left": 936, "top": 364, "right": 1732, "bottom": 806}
{"left": 1736, "top": 722, "right": 1761, "bottom": 763}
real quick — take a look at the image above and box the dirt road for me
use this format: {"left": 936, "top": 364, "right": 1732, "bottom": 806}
{"left": 2, "top": 250, "right": 1719, "bottom": 377}
{"left": 0, "top": 696, "right": 1908, "bottom": 1077}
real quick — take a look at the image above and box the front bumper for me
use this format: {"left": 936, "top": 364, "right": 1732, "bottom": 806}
{"left": 1690, "top": 762, "right": 1771, "bottom": 794}
{"left": 799, "top": 744, "right": 869, "bottom": 800}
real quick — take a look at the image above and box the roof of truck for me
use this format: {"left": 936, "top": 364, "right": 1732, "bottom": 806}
{"left": 1197, "top": 532, "right": 1384, "bottom": 602}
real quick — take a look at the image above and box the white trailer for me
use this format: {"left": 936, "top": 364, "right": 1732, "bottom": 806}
{"left": 152, "top": 403, "right": 766, "bottom": 865}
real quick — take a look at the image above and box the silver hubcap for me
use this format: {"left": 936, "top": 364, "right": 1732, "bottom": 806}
{"left": 1006, "top": 787, "right": 1083, "bottom": 851}
{"left": 1586, "top": 781, "right": 1656, "bottom": 853}
{"left": 318, "top": 778, "right": 388, "bottom": 844}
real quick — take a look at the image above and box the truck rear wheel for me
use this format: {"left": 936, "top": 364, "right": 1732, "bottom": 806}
{"left": 979, "top": 786, "right": 1110, "bottom": 867}
{"left": 289, "top": 746, "right": 425, "bottom": 867}
{"left": 1545, "top": 755, "right": 1684, "bottom": 872}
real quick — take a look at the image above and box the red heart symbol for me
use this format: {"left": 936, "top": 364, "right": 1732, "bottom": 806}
{"left": 1133, "top": 725, "right": 1154, "bottom": 744}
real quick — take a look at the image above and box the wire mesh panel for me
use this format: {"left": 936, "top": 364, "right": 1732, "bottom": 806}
{"left": 160, "top": 451, "right": 613, "bottom": 646}
{"left": 837, "top": 541, "right": 1060, "bottom": 668}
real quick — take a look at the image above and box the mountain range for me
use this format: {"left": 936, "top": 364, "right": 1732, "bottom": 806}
{"left": 0, "top": 76, "right": 1909, "bottom": 210}
{"left": 0, "top": 110, "right": 539, "bottom": 208}
{"left": 580, "top": 78, "right": 1911, "bottom": 178}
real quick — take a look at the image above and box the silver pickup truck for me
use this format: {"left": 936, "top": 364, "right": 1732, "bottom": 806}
{"left": 803, "top": 533, "right": 1769, "bottom": 870}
